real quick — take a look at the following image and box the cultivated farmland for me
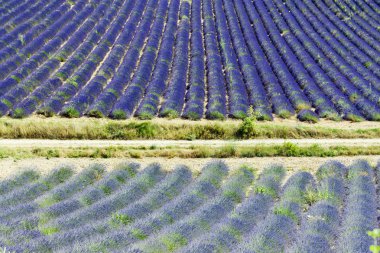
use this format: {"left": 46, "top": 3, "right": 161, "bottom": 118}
{"left": 0, "top": 0, "right": 379, "bottom": 120}
{"left": 0, "top": 160, "right": 378, "bottom": 252}
{"left": 1, "top": 0, "right": 380, "bottom": 252}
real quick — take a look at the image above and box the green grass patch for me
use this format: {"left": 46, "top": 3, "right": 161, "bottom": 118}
{"left": 274, "top": 206, "right": 299, "bottom": 223}
{"left": 161, "top": 233, "right": 188, "bottom": 252}
{"left": 111, "top": 213, "right": 133, "bottom": 226}
{"left": 39, "top": 226, "right": 59, "bottom": 236}
{"left": 0, "top": 143, "right": 380, "bottom": 159}
{"left": 0, "top": 117, "right": 378, "bottom": 140}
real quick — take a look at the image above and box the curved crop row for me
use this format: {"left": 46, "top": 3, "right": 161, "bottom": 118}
{"left": 0, "top": 0, "right": 379, "bottom": 121}
{"left": 0, "top": 159, "right": 379, "bottom": 252}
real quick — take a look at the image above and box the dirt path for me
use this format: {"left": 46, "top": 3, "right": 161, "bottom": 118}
{"left": 1, "top": 156, "right": 378, "bottom": 179}
{"left": 0, "top": 138, "right": 379, "bottom": 148}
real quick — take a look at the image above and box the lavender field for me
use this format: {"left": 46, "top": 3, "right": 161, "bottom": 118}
{"left": 0, "top": 159, "right": 378, "bottom": 252}
{"left": 0, "top": 0, "right": 379, "bottom": 121}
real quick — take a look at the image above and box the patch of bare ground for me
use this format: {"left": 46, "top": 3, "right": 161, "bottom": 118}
{"left": 0, "top": 156, "right": 378, "bottom": 179}
{"left": 13, "top": 115, "right": 380, "bottom": 129}
{"left": 151, "top": 116, "right": 380, "bottom": 130}
{"left": 0, "top": 138, "right": 379, "bottom": 148}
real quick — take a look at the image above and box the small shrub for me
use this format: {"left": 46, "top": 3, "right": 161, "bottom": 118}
{"left": 135, "top": 122, "right": 157, "bottom": 138}
{"left": 364, "top": 61, "right": 373, "bottom": 68}
{"left": 208, "top": 111, "right": 225, "bottom": 120}
{"left": 297, "top": 109, "right": 319, "bottom": 123}
{"left": 161, "top": 109, "right": 179, "bottom": 119}
{"left": 278, "top": 142, "right": 299, "bottom": 156}
{"left": 185, "top": 111, "right": 201, "bottom": 120}
{"left": 61, "top": 107, "right": 80, "bottom": 118}
{"left": 344, "top": 113, "right": 364, "bottom": 122}
{"left": 111, "top": 213, "right": 133, "bottom": 226}
{"left": 216, "top": 145, "right": 237, "bottom": 158}
{"left": 112, "top": 110, "right": 127, "bottom": 120}
{"left": 232, "top": 110, "right": 247, "bottom": 119}
{"left": 87, "top": 109, "right": 104, "bottom": 118}
{"left": 138, "top": 112, "right": 154, "bottom": 120}
{"left": 278, "top": 110, "right": 292, "bottom": 119}
{"left": 368, "top": 229, "right": 380, "bottom": 253}
{"left": 161, "top": 233, "right": 188, "bottom": 252}
{"left": 274, "top": 206, "right": 298, "bottom": 222}
{"left": 237, "top": 117, "right": 258, "bottom": 139}
{"left": 12, "top": 108, "right": 25, "bottom": 119}
{"left": 40, "top": 226, "right": 59, "bottom": 235}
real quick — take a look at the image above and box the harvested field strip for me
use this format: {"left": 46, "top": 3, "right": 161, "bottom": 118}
{"left": 0, "top": 143, "right": 379, "bottom": 159}
{"left": 0, "top": 117, "right": 379, "bottom": 140}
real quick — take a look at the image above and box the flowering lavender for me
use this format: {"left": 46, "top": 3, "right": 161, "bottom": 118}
{"left": 235, "top": 171, "right": 315, "bottom": 253}
{"left": 0, "top": 165, "right": 73, "bottom": 208}
{"left": 52, "top": 161, "right": 228, "bottom": 252}
{"left": 0, "top": 169, "right": 39, "bottom": 196}
{"left": 0, "top": 159, "right": 379, "bottom": 251}
{"left": 129, "top": 167, "right": 254, "bottom": 252}
{"left": 181, "top": 164, "right": 286, "bottom": 253}
{"left": 287, "top": 161, "right": 347, "bottom": 253}
{"left": 337, "top": 160, "right": 377, "bottom": 252}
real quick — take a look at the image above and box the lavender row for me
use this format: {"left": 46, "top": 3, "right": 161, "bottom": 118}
{"left": 158, "top": 0, "right": 191, "bottom": 118}
{"left": 37, "top": 0, "right": 150, "bottom": 116}
{"left": 336, "top": 160, "right": 378, "bottom": 252}
{"left": 3, "top": 163, "right": 138, "bottom": 238}
{"left": 0, "top": 0, "right": 29, "bottom": 18}
{"left": 245, "top": 0, "right": 312, "bottom": 114}
{"left": 132, "top": 0, "right": 181, "bottom": 119}
{"left": 214, "top": 0, "right": 250, "bottom": 119}
{"left": 358, "top": 0, "right": 380, "bottom": 21}
{"left": 61, "top": 0, "right": 164, "bottom": 118}
{"left": 181, "top": 165, "right": 286, "bottom": 252}
{"left": 0, "top": 159, "right": 380, "bottom": 251}
{"left": 268, "top": 0, "right": 365, "bottom": 121}
{"left": 0, "top": 165, "right": 73, "bottom": 210}
{"left": 279, "top": 0, "right": 380, "bottom": 120}
{"left": 310, "top": 0, "right": 380, "bottom": 63}
{"left": 15, "top": 163, "right": 164, "bottom": 252}
{"left": 288, "top": 161, "right": 347, "bottom": 252}
{"left": 129, "top": 167, "right": 254, "bottom": 252}
{"left": 0, "top": 169, "right": 39, "bottom": 196}
{"left": 234, "top": 0, "right": 295, "bottom": 118}
{"left": 56, "top": 165, "right": 193, "bottom": 251}
{"left": 13, "top": 0, "right": 133, "bottom": 117}
{"left": 235, "top": 170, "right": 315, "bottom": 252}
{"left": 99, "top": 0, "right": 169, "bottom": 119}
{"left": 321, "top": 0, "right": 380, "bottom": 52}
{"left": 0, "top": 0, "right": 380, "bottom": 121}
{"left": 0, "top": 0, "right": 53, "bottom": 42}
{"left": 182, "top": 0, "right": 206, "bottom": 120}
{"left": 0, "top": 0, "right": 88, "bottom": 82}
{"left": 0, "top": 0, "right": 91, "bottom": 109}
{"left": 201, "top": 0, "right": 227, "bottom": 119}
{"left": 0, "top": 164, "right": 106, "bottom": 226}
{"left": 288, "top": 1, "right": 380, "bottom": 107}
{"left": 5, "top": 0, "right": 110, "bottom": 118}
{"left": 253, "top": 0, "right": 339, "bottom": 119}
{"left": 222, "top": 0, "right": 272, "bottom": 120}
{"left": 56, "top": 161, "right": 228, "bottom": 252}
{"left": 0, "top": 0, "right": 39, "bottom": 27}
{"left": 0, "top": 0, "right": 68, "bottom": 54}
{"left": 98, "top": 0, "right": 166, "bottom": 119}
{"left": 330, "top": 0, "right": 380, "bottom": 41}
{"left": 304, "top": 0, "right": 380, "bottom": 77}
{"left": 291, "top": 0, "right": 380, "bottom": 86}
{"left": 78, "top": 1, "right": 162, "bottom": 117}
{"left": 0, "top": 163, "right": 138, "bottom": 247}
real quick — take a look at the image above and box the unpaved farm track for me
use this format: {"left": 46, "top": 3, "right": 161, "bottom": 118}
{"left": 0, "top": 139, "right": 380, "bottom": 148}
{"left": 0, "top": 156, "right": 379, "bottom": 179}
